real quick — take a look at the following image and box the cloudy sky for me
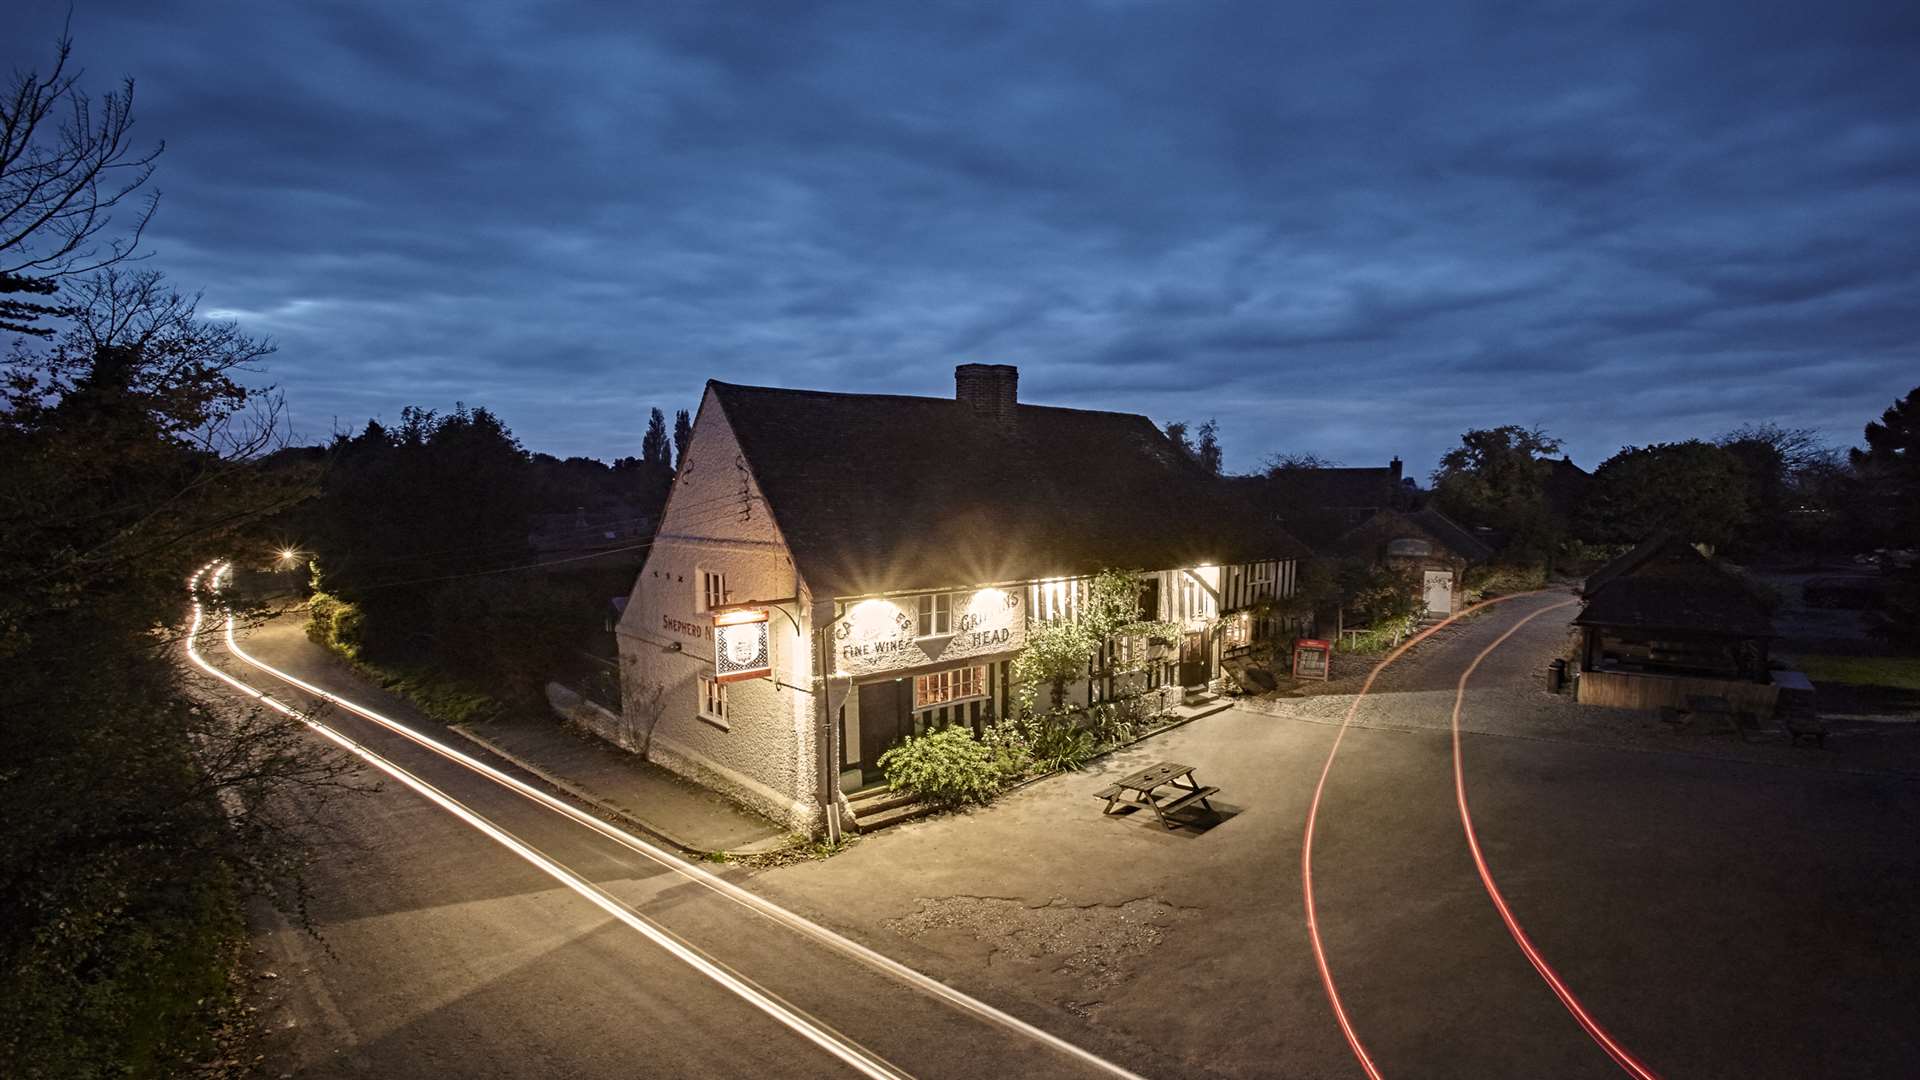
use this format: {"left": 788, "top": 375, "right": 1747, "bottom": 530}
{"left": 8, "top": 1, "right": 1917, "bottom": 476}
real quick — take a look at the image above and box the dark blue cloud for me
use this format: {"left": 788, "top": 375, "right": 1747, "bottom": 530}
{"left": 5, "top": 0, "right": 1915, "bottom": 476}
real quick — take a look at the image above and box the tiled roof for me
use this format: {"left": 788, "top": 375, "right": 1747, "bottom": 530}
{"left": 710, "top": 381, "right": 1310, "bottom": 597}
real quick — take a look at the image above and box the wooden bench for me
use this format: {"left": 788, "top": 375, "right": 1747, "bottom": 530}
{"left": 1157, "top": 785, "right": 1219, "bottom": 821}
{"left": 1092, "top": 784, "right": 1126, "bottom": 813}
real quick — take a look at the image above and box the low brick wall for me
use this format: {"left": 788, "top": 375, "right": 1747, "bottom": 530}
{"left": 1576, "top": 668, "right": 1779, "bottom": 715}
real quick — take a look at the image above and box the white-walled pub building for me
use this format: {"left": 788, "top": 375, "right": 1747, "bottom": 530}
{"left": 616, "top": 364, "right": 1309, "bottom": 833}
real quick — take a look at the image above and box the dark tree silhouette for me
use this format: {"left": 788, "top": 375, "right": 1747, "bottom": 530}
{"left": 1578, "top": 441, "right": 1751, "bottom": 551}
{"left": 672, "top": 407, "right": 692, "bottom": 469}
{"left": 1431, "top": 425, "right": 1562, "bottom": 562}
{"left": 1, "top": 33, "right": 162, "bottom": 336}
{"left": 641, "top": 406, "right": 670, "bottom": 468}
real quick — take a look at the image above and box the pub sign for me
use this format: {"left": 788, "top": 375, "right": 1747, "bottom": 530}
{"left": 713, "top": 609, "right": 772, "bottom": 683}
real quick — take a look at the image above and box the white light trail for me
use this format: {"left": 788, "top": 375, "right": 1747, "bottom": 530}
{"left": 195, "top": 563, "right": 1146, "bottom": 1080}
{"left": 185, "top": 565, "right": 908, "bottom": 1080}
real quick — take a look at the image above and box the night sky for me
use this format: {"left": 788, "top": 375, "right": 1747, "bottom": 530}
{"left": 9, "top": 1, "right": 1917, "bottom": 477}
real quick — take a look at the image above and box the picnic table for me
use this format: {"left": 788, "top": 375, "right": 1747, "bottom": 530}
{"left": 1092, "top": 761, "right": 1219, "bottom": 830}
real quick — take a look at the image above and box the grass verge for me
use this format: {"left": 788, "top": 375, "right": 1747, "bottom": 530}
{"left": 1793, "top": 654, "right": 1920, "bottom": 691}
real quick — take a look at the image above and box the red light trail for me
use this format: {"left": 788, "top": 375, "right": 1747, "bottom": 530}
{"left": 1301, "top": 592, "right": 1537, "bottom": 1080}
{"left": 1448, "top": 600, "right": 1664, "bottom": 1080}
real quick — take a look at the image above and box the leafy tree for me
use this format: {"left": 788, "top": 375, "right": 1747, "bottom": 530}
{"left": 672, "top": 407, "right": 692, "bottom": 469}
{"left": 1431, "top": 425, "right": 1562, "bottom": 562}
{"left": 1263, "top": 451, "right": 1341, "bottom": 473}
{"left": 2, "top": 269, "right": 349, "bottom": 1075}
{"left": 1848, "top": 385, "right": 1920, "bottom": 550}
{"left": 1849, "top": 386, "right": 1920, "bottom": 642}
{"left": 1716, "top": 422, "right": 1831, "bottom": 557}
{"left": 1334, "top": 559, "right": 1424, "bottom": 627}
{"left": 1162, "top": 419, "right": 1192, "bottom": 459}
{"left": 1194, "top": 418, "right": 1223, "bottom": 475}
{"left": 1160, "top": 418, "right": 1223, "bottom": 474}
{"left": 2, "top": 34, "right": 162, "bottom": 336}
{"left": 1578, "top": 441, "right": 1752, "bottom": 550}
{"left": 641, "top": 406, "right": 670, "bottom": 468}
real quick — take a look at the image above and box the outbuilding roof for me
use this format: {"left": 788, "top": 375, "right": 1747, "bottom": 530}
{"left": 1575, "top": 532, "right": 1774, "bottom": 637}
{"left": 709, "top": 381, "right": 1309, "bottom": 597}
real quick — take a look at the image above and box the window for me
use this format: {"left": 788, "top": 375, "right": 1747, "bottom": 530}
{"left": 1223, "top": 611, "right": 1252, "bottom": 648}
{"left": 914, "top": 665, "right": 985, "bottom": 710}
{"left": 698, "top": 674, "right": 728, "bottom": 724}
{"left": 698, "top": 569, "right": 727, "bottom": 613}
{"left": 916, "top": 592, "right": 951, "bottom": 637}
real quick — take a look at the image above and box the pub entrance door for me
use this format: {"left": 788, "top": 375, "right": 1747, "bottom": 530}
{"left": 1178, "top": 631, "right": 1212, "bottom": 688}
{"left": 857, "top": 679, "right": 913, "bottom": 784}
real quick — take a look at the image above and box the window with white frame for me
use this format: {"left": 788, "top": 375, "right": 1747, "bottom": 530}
{"left": 698, "top": 569, "right": 727, "bottom": 613}
{"left": 914, "top": 665, "right": 985, "bottom": 710}
{"left": 697, "top": 674, "right": 728, "bottom": 724}
{"left": 915, "top": 592, "right": 952, "bottom": 637}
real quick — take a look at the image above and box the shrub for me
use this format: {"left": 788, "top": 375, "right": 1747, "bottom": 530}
{"left": 876, "top": 726, "right": 1002, "bottom": 807}
{"left": 979, "top": 719, "right": 1034, "bottom": 783}
{"left": 304, "top": 590, "right": 365, "bottom": 659}
{"left": 1086, "top": 699, "right": 1140, "bottom": 748}
{"left": 1022, "top": 709, "right": 1097, "bottom": 772}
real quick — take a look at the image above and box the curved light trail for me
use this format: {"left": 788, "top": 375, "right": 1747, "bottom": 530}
{"left": 186, "top": 565, "right": 910, "bottom": 1080}
{"left": 1449, "top": 600, "right": 1665, "bottom": 1080}
{"left": 1300, "top": 591, "right": 1542, "bottom": 1080}
{"left": 190, "top": 563, "right": 1147, "bottom": 1080}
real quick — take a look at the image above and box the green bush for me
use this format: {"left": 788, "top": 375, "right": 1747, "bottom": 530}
{"left": 304, "top": 590, "right": 365, "bottom": 659}
{"left": 876, "top": 726, "right": 1003, "bottom": 807}
{"left": 1023, "top": 709, "right": 1097, "bottom": 772}
{"left": 979, "top": 719, "right": 1034, "bottom": 783}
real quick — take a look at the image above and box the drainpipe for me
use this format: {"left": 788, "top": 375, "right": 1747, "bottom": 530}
{"left": 813, "top": 599, "right": 843, "bottom": 845}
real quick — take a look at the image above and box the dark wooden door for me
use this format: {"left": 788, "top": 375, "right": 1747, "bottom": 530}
{"left": 1178, "top": 631, "right": 1210, "bottom": 688}
{"left": 858, "top": 680, "right": 911, "bottom": 778}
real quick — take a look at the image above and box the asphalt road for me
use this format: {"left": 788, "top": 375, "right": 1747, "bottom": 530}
{"left": 195, "top": 597, "right": 1156, "bottom": 1079}
{"left": 755, "top": 592, "right": 1920, "bottom": 1079}
{"left": 195, "top": 581, "right": 1920, "bottom": 1079}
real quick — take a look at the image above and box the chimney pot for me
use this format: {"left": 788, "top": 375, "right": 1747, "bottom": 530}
{"left": 955, "top": 363, "right": 1019, "bottom": 426}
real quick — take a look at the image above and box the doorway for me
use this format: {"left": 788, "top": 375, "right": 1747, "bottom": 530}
{"left": 1178, "top": 631, "right": 1212, "bottom": 688}
{"left": 856, "top": 679, "right": 912, "bottom": 786}
{"left": 1423, "top": 570, "right": 1454, "bottom": 616}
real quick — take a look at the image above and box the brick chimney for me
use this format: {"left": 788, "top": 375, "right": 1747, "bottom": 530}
{"left": 955, "top": 363, "right": 1019, "bottom": 425}
{"left": 1389, "top": 456, "right": 1403, "bottom": 482}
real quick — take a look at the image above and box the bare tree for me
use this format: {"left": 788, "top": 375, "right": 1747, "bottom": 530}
{"left": 2, "top": 31, "right": 162, "bottom": 335}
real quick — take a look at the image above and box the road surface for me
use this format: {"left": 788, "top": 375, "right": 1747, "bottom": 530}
{"left": 189, "top": 569, "right": 1157, "bottom": 1080}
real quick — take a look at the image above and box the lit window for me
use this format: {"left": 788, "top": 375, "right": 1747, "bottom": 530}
{"left": 698, "top": 674, "right": 728, "bottom": 722}
{"left": 916, "top": 593, "right": 951, "bottom": 637}
{"left": 914, "top": 665, "right": 986, "bottom": 709}
{"left": 698, "top": 569, "right": 727, "bottom": 613}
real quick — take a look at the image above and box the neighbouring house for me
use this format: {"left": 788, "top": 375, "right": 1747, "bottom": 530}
{"left": 614, "top": 363, "right": 1309, "bottom": 833}
{"left": 1235, "top": 457, "right": 1420, "bottom": 548}
{"left": 1325, "top": 506, "right": 1495, "bottom": 617}
{"left": 1573, "top": 532, "right": 1779, "bottom": 714}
